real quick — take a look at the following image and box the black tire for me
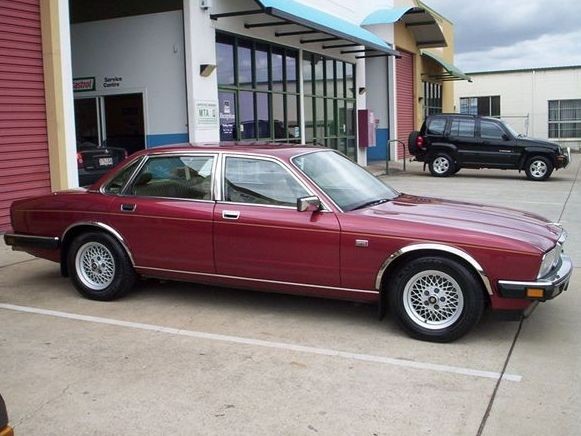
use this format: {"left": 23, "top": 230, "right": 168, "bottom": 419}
{"left": 525, "top": 155, "right": 553, "bottom": 181}
{"left": 453, "top": 167, "right": 461, "bottom": 174}
{"left": 67, "top": 232, "right": 136, "bottom": 301}
{"left": 387, "top": 257, "right": 485, "bottom": 342}
{"left": 428, "top": 153, "right": 455, "bottom": 177}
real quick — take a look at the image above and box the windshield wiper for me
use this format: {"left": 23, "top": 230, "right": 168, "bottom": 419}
{"left": 351, "top": 198, "right": 390, "bottom": 211}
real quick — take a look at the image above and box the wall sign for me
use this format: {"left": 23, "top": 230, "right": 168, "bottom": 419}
{"left": 103, "top": 76, "right": 123, "bottom": 88}
{"left": 73, "top": 77, "right": 95, "bottom": 92}
{"left": 195, "top": 101, "right": 219, "bottom": 129}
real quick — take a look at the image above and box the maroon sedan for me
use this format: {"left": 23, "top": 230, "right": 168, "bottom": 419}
{"left": 4, "top": 144, "right": 573, "bottom": 342}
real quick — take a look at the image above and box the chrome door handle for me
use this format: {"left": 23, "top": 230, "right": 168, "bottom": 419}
{"left": 222, "top": 210, "right": 240, "bottom": 220}
{"left": 121, "top": 203, "right": 136, "bottom": 213}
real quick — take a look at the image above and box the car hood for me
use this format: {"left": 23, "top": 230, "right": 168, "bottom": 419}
{"left": 351, "top": 194, "right": 561, "bottom": 253}
{"left": 517, "top": 136, "right": 560, "bottom": 150}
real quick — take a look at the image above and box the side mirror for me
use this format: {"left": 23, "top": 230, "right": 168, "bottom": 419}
{"left": 297, "top": 196, "right": 321, "bottom": 212}
{"left": 502, "top": 133, "right": 510, "bottom": 141}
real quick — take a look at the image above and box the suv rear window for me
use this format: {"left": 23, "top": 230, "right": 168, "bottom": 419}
{"left": 450, "top": 118, "right": 475, "bottom": 137}
{"left": 427, "top": 117, "right": 446, "bottom": 135}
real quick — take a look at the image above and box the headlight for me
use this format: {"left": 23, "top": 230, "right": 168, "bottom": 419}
{"left": 538, "top": 244, "right": 562, "bottom": 278}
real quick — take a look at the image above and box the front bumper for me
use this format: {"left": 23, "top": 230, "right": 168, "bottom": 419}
{"left": 497, "top": 254, "right": 573, "bottom": 302}
{"left": 556, "top": 147, "right": 571, "bottom": 169}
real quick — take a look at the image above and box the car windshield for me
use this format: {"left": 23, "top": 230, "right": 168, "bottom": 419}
{"left": 500, "top": 120, "right": 522, "bottom": 137}
{"left": 292, "top": 150, "right": 399, "bottom": 211}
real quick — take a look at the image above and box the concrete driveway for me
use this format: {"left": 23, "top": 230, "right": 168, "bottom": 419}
{"left": 1, "top": 158, "right": 579, "bottom": 435}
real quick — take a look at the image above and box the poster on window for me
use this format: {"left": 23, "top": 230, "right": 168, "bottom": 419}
{"left": 219, "top": 92, "right": 236, "bottom": 141}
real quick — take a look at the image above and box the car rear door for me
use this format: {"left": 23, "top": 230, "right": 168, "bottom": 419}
{"left": 106, "top": 153, "right": 217, "bottom": 273}
{"left": 213, "top": 154, "right": 341, "bottom": 287}
{"left": 447, "top": 117, "right": 479, "bottom": 165}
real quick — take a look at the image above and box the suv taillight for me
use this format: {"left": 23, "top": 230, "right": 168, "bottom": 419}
{"left": 416, "top": 135, "right": 426, "bottom": 150}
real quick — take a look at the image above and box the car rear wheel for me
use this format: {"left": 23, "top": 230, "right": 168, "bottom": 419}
{"left": 429, "top": 153, "right": 455, "bottom": 177}
{"left": 388, "top": 257, "right": 485, "bottom": 342}
{"left": 68, "top": 232, "right": 136, "bottom": 301}
{"left": 525, "top": 156, "right": 553, "bottom": 181}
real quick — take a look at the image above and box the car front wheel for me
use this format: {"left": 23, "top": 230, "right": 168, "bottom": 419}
{"left": 525, "top": 156, "right": 553, "bottom": 181}
{"left": 388, "top": 257, "right": 485, "bottom": 342}
{"left": 429, "top": 153, "right": 455, "bottom": 177}
{"left": 68, "top": 232, "right": 136, "bottom": 301}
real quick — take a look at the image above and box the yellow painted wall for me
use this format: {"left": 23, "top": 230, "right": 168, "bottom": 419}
{"left": 40, "top": 0, "right": 72, "bottom": 191}
{"left": 394, "top": 0, "right": 459, "bottom": 128}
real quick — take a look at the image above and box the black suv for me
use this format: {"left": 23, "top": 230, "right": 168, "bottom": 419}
{"left": 408, "top": 114, "right": 571, "bottom": 181}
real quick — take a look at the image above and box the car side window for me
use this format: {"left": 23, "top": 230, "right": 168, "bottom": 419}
{"left": 450, "top": 118, "right": 475, "bottom": 137}
{"left": 129, "top": 155, "right": 214, "bottom": 200}
{"left": 480, "top": 120, "right": 505, "bottom": 140}
{"left": 427, "top": 117, "right": 446, "bottom": 135}
{"left": 103, "top": 159, "right": 141, "bottom": 194}
{"left": 224, "top": 157, "right": 308, "bottom": 207}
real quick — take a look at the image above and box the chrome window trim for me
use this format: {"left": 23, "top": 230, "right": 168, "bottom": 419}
{"left": 62, "top": 222, "right": 135, "bottom": 266}
{"left": 137, "top": 265, "right": 379, "bottom": 295}
{"left": 219, "top": 153, "right": 332, "bottom": 212}
{"left": 375, "top": 243, "right": 493, "bottom": 295}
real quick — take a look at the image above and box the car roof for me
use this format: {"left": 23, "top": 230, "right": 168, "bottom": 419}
{"left": 131, "top": 142, "right": 325, "bottom": 160}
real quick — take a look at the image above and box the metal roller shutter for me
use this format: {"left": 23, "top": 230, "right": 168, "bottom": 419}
{"left": 396, "top": 49, "right": 414, "bottom": 160}
{"left": 0, "top": 0, "right": 51, "bottom": 232}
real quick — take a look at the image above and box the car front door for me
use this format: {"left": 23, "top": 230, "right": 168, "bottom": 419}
{"left": 478, "top": 119, "right": 519, "bottom": 167}
{"left": 106, "top": 153, "right": 217, "bottom": 273}
{"left": 213, "top": 155, "right": 341, "bottom": 287}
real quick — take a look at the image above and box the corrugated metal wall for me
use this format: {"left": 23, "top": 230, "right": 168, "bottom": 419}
{"left": 396, "top": 49, "right": 414, "bottom": 160}
{"left": 0, "top": 0, "right": 51, "bottom": 232}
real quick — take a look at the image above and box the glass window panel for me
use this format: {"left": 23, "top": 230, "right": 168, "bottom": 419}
{"left": 477, "top": 97, "right": 490, "bottom": 116}
{"left": 287, "top": 95, "right": 300, "bottom": 140}
{"left": 255, "top": 43, "right": 269, "bottom": 91}
{"left": 345, "top": 63, "right": 354, "bottom": 97}
{"left": 548, "top": 101, "right": 559, "bottom": 121}
{"left": 256, "top": 93, "right": 271, "bottom": 138}
{"left": 338, "top": 138, "right": 347, "bottom": 154}
{"left": 326, "top": 138, "right": 337, "bottom": 150}
{"left": 491, "top": 96, "right": 501, "bottom": 117}
{"left": 345, "top": 101, "right": 355, "bottom": 137}
{"left": 313, "top": 55, "right": 324, "bottom": 96}
{"left": 326, "top": 99, "right": 336, "bottom": 137}
{"left": 548, "top": 122, "right": 558, "bottom": 138}
{"left": 272, "top": 93, "right": 285, "bottom": 140}
{"left": 239, "top": 91, "right": 255, "bottom": 139}
{"left": 427, "top": 117, "right": 446, "bottom": 135}
{"left": 286, "top": 51, "right": 297, "bottom": 94}
{"left": 216, "top": 34, "right": 235, "bottom": 86}
{"left": 315, "top": 97, "right": 325, "bottom": 141}
{"left": 480, "top": 120, "right": 505, "bottom": 139}
{"left": 224, "top": 157, "right": 308, "bottom": 207}
{"left": 337, "top": 99, "right": 346, "bottom": 137}
{"left": 131, "top": 156, "right": 214, "bottom": 200}
{"left": 238, "top": 40, "right": 253, "bottom": 88}
{"left": 302, "top": 52, "right": 314, "bottom": 96}
{"left": 336, "top": 61, "right": 345, "bottom": 98}
{"left": 271, "top": 47, "right": 283, "bottom": 92}
{"left": 104, "top": 159, "right": 140, "bottom": 194}
{"left": 346, "top": 138, "right": 356, "bottom": 159}
{"left": 325, "top": 59, "right": 335, "bottom": 97}
{"left": 450, "top": 119, "right": 475, "bottom": 137}
{"left": 304, "top": 96, "right": 314, "bottom": 142}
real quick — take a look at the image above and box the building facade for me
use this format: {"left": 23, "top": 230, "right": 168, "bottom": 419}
{"left": 455, "top": 66, "right": 581, "bottom": 151}
{"left": 0, "top": 0, "right": 463, "bottom": 231}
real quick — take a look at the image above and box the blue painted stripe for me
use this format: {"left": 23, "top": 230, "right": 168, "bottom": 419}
{"left": 367, "top": 128, "right": 389, "bottom": 161}
{"left": 146, "top": 133, "right": 189, "bottom": 147}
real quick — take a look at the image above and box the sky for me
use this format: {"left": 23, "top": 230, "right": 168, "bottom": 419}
{"left": 423, "top": 0, "right": 581, "bottom": 72}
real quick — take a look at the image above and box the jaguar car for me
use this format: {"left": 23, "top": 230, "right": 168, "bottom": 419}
{"left": 4, "top": 143, "right": 573, "bottom": 342}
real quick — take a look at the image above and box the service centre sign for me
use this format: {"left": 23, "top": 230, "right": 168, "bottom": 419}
{"left": 73, "top": 77, "right": 95, "bottom": 92}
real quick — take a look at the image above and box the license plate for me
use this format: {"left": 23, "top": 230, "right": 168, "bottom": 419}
{"left": 98, "top": 157, "right": 113, "bottom": 166}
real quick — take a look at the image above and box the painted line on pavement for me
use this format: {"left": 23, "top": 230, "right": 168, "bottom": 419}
{"left": 0, "top": 303, "right": 522, "bottom": 382}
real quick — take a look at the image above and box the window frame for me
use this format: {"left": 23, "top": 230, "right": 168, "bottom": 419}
{"left": 219, "top": 154, "right": 320, "bottom": 210}
{"left": 548, "top": 99, "right": 581, "bottom": 139}
{"left": 459, "top": 96, "right": 501, "bottom": 117}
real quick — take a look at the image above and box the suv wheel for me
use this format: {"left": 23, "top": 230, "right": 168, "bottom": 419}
{"left": 429, "top": 153, "right": 455, "bottom": 177}
{"left": 525, "top": 156, "right": 553, "bottom": 181}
